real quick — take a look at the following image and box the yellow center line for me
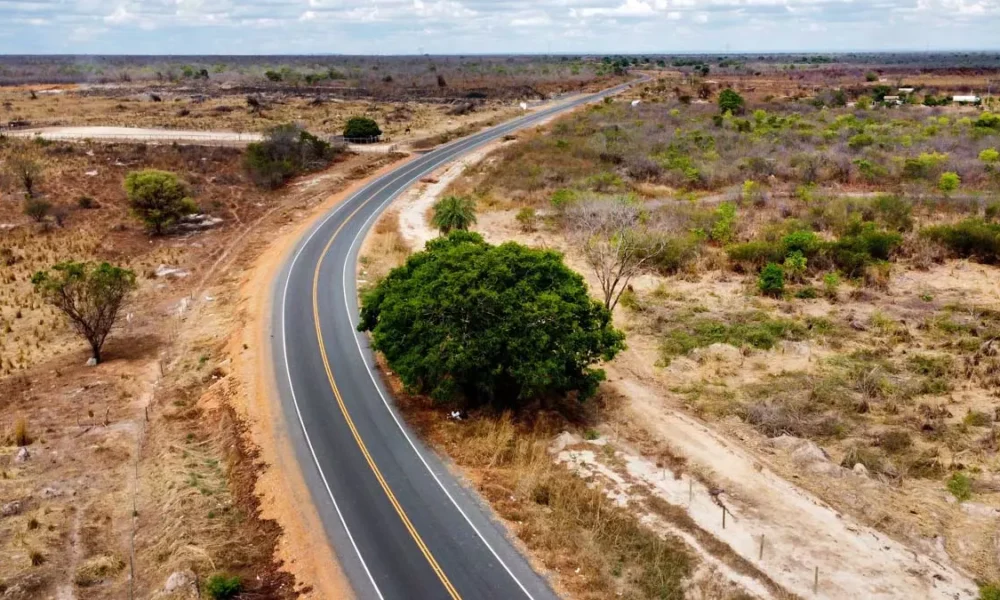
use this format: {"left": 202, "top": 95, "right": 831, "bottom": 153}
{"left": 311, "top": 189, "right": 462, "bottom": 600}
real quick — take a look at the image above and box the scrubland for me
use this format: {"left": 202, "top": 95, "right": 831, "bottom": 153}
{"left": 378, "top": 69, "right": 1000, "bottom": 598}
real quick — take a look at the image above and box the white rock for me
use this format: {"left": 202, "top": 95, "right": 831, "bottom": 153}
{"left": 549, "top": 431, "right": 582, "bottom": 454}
{"left": 1, "top": 500, "right": 21, "bottom": 517}
{"left": 86, "top": 357, "right": 98, "bottom": 367}
{"left": 15, "top": 447, "right": 30, "bottom": 462}
{"left": 853, "top": 463, "right": 870, "bottom": 478}
{"left": 39, "top": 487, "right": 63, "bottom": 499}
{"left": 85, "top": 170, "right": 99, "bottom": 177}
{"left": 163, "top": 569, "right": 197, "bottom": 593}
{"left": 155, "top": 264, "right": 190, "bottom": 279}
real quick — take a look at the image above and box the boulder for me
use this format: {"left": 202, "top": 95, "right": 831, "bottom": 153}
{"left": 163, "top": 569, "right": 197, "bottom": 593}
{"left": 1, "top": 500, "right": 21, "bottom": 517}
{"left": 852, "top": 463, "right": 870, "bottom": 478}
{"left": 14, "top": 447, "right": 29, "bottom": 462}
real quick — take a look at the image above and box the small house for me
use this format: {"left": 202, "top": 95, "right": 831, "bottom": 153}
{"left": 883, "top": 95, "right": 902, "bottom": 105}
{"left": 953, "top": 95, "right": 980, "bottom": 104}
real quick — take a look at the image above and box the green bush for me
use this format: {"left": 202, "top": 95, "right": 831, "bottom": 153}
{"left": 847, "top": 133, "right": 875, "bottom": 150}
{"left": 726, "top": 240, "right": 785, "bottom": 270}
{"left": 343, "top": 116, "right": 382, "bottom": 139}
{"left": 822, "top": 272, "right": 841, "bottom": 300}
{"left": 358, "top": 231, "right": 624, "bottom": 408}
{"left": 709, "top": 202, "right": 737, "bottom": 244}
{"left": 431, "top": 196, "right": 476, "bottom": 234}
{"left": 923, "top": 219, "right": 1000, "bottom": 263}
{"left": 781, "top": 230, "right": 821, "bottom": 256}
{"left": 827, "top": 223, "right": 902, "bottom": 277}
{"left": 980, "top": 148, "right": 999, "bottom": 164}
{"left": 718, "top": 88, "right": 745, "bottom": 115}
{"left": 124, "top": 170, "right": 197, "bottom": 234}
{"left": 758, "top": 263, "right": 785, "bottom": 297}
{"left": 980, "top": 582, "right": 1000, "bottom": 600}
{"left": 550, "top": 188, "right": 577, "bottom": 214}
{"left": 205, "top": 574, "right": 242, "bottom": 600}
{"left": 938, "top": 171, "right": 960, "bottom": 194}
{"left": 946, "top": 472, "right": 972, "bottom": 502}
{"left": 244, "top": 124, "right": 338, "bottom": 189}
{"left": 515, "top": 207, "right": 537, "bottom": 232}
{"left": 872, "top": 194, "right": 913, "bottom": 232}
{"left": 783, "top": 251, "right": 808, "bottom": 282}
{"left": 974, "top": 111, "right": 1000, "bottom": 131}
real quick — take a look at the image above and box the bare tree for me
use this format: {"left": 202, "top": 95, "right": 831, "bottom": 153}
{"left": 4, "top": 150, "right": 43, "bottom": 198}
{"left": 568, "top": 196, "right": 663, "bottom": 311}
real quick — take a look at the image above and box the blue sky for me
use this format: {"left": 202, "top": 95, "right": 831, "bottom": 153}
{"left": 2, "top": 0, "right": 999, "bottom": 54}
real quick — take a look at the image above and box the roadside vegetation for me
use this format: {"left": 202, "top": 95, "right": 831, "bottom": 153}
{"left": 434, "top": 72, "right": 1000, "bottom": 594}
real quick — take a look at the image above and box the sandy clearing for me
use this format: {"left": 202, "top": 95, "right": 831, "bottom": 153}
{"left": 231, "top": 155, "right": 415, "bottom": 600}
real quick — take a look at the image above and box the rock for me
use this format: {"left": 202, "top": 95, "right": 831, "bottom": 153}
{"left": 39, "top": 487, "right": 63, "bottom": 499}
{"left": 853, "top": 463, "right": 870, "bottom": 477}
{"left": 85, "top": 170, "right": 99, "bottom": 177}
{"left": 155, "top": 264, "right": 190, "bottom": 279}
{"left": 86, "top": 357, "right": 98, "bottom": 367}
{"left": 1, "top": 500, "right": 21, "bottom": 517}
{"left": 14, "top": 447, "right": 29, "bottom": 462}
{"left": 163, "top": 569, "right": 197, "bottom": 593}
{"left": 549, "top": 431, "right": 582, "bottom": 454}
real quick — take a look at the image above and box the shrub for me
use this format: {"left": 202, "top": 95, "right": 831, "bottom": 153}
{"left": 13, "top": 417, "right": 30, "bottom": 446}
{"left": 726, "top": 240, "right": 785, "bottom": 270}
{"left": 515, "top": 207, "right": 536, "bottom": 232}
{"left": 980, "top": 582, "right": 1000, "bottom": 600}
{"left": 718, "top": 88, "right": 745, "bottom": 115}
{"left": 879, "top": 430, "right": 912, "bottom": 453}
{"left": 964, "top": 410, "right": 992, "bottom": 427}
{"left": 23, "top": 197, "right": 51, "bottom": 222}
{"left": 783, "top": 251, "right": 807, "bottom": 282}
{"left": 782, "top": 230, "right": 821, "bottom": 257}
{"left": 847, "top": 133, "right": 875, "bottom": 150}
{"left": 205, "top": 575, "right": 242, "bottom": 600}
{"left": 431, "top": 195, "right": 476, "bottom": 234}
{"left": 902, "top": 152, "right": 948, "bottom": 180}
{"left": 974, "top": 112, "right": 1000, "bottom": 131}
{"left": 938, "top": 171, "right": 960, "bottom": 194}
{"left": 980, "top": 148, "right": 999, "bottom": 164}
{"left": 124, "top": 170, "right": 196, "bottom": 234}
{"left": 758, "top": 263, "right": 785, "bottom": 297}
{"left": 946, "top": 472, "right": 972, "bottom": 502}
{"left": 827, "top": 223, "right": 902, "bottom": 277}
{"left": 865, "top": 71, "right": 878, "bottom": 82}
{"left": 923, "top": 219, "right": 1000, "bottom": 263}
{"left": 359, "top": 232, "right": 625, "bottom": 408}
{"left": 343, "top": 116, "right": 382, "bottom": 139}
{"left": 709, "top": 202, "right": 737, "bottom": 244}
{"left": 661, "top": 312, "right": 808, "bottom": 358}
{"left": 872, "top": 195, "right": 913, "bottom": 232}
{"left": 76, "top": 195, "right": 98, "bottom": 209}
{"left": 244, "top": 124, "right": 338, "bottom": 189}
{"left": 550, "top": 188, "right": 577, "bottom": 214}
{"left": 643, "top": 234, "right": 701, "bottom": 274}
{"left": 822, "top": 272, "right": 841, "bottom": 300}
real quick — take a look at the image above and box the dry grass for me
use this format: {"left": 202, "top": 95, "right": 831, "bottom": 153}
{"left": 358, "top": 210, "right": 409, "bottom": 290}
{"left": 387, "top": 374, "right": 695, "bottom": 600}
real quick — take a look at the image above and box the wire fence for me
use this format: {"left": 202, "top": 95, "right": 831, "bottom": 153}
{"left": 2, "top": 129, "right": 399, "bottom": 152}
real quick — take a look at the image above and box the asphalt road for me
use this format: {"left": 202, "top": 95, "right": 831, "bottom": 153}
{"left": 271, "top": 80, "right": 637, "bottom": 600}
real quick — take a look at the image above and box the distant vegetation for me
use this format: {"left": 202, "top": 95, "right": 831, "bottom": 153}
{"left": 244, "top": 123, "right": 343, "bottom": 189}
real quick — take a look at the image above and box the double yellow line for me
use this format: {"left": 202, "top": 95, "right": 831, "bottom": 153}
{"left": 311, "top": 190, "right": 462, "bottom": 600}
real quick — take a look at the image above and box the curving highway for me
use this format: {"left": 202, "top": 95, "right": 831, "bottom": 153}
{"left": 271, "top": 80, "right": 636, "bottom": 600}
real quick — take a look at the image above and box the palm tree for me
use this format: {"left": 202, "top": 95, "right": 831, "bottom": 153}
{"left": 431, "top": 195, "right": 477, "bottom": 235}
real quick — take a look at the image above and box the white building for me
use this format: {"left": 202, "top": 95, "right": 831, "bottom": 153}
{"left": 953, "top": 95, "right": 981, "bottom": 104}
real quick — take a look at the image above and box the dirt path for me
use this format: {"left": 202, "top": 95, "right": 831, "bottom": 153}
{"left": 395, "top": 154, "right": 980, "bottom": 600}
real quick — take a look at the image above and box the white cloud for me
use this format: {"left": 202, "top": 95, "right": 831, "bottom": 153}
{"left": 1, "top": 0, "right": 998, "bottom": 52}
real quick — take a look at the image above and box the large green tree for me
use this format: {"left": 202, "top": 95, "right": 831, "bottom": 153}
{"left": 359, "top": 232, "right": 625, "bottom": 409}
{"left": 718, "top": 88, "right": 745, "bottom": 115}
{"left": 32, "top": 262, "right": 137, "bottom": 364}
{"left": 430, "top": 195, "right": 477, "bottom": 235}
{"left": 343, "top": 116, "right": 382, "bottom": 140}
{"left": 124, "top": 170, "right": 197, "bottom": 234}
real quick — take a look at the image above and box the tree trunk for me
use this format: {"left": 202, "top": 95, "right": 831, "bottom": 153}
{"left": 90, "top": 341, "right": 101, "bottom": 364}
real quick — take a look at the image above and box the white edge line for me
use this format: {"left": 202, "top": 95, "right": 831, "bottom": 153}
{"left": 285, "top": 81, "right": 633, "bottom": 600}
{"left": 336, "top": 93, "right": 623, "bottom": 600}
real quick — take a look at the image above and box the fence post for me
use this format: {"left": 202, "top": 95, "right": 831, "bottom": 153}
{"left": 759, "top": 535, "right": 764, "bottom": 560}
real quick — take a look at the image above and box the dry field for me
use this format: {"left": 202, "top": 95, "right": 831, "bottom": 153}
{"left": 0, "top": 134, "right": 399, "bottom": 599}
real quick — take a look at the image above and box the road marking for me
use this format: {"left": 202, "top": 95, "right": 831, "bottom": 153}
{"left": 312, "top": 189, "right": 464, "bottom": 600}
{"left": 281, "top": 80, "right": 635, "bottom": 600}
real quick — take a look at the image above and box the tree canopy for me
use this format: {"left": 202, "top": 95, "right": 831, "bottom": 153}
{"left": 718, "top": 88, "right": 745, "bottom": 115}
{"left": 124, "top": 169, "right": 197, "bottom": 234}
{"left": 244, "top": 124, "right": 338, "bottom": 189}
{"left": 430, "top": 195, "right": 477, "bottom": 234}
{"left": 32, "top": 262, "right": 137, "bottom": 364}
{"left": 359, "top": 231, "right": 625, "bottom": 409}
{"left": 343, "top": 116, "right": 382, "bottom": 140}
